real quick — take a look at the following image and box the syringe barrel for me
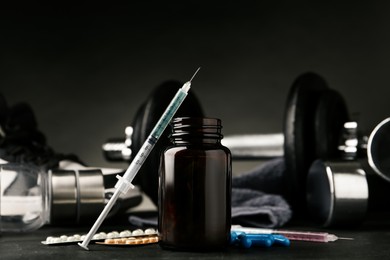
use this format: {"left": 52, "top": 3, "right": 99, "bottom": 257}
{"left": 276, "top": 230, "right": 332, "bottom": 242}
{"left": 120, "top": 86, "right": 189, "bottom": 184}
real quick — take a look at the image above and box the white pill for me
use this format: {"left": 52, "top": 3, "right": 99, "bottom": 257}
{"left": 67, "top": 237, "right": 76, "bottom": 242}
{"left": 93, "top": 234, "right": 103, "bottom": 239}
{"left": 106, "top": 232, "right": 115, "bottom": 238}
{"left": 120, "top": 230, "right": 132, "bottom": 237}
{"left": 99, "top": 232, "right": 107, "bottom": 239}
{"left": 45, "top": 236, "right": 54, "bottom": 243}
{"left": 132, "top": 229, "right": 144, "bottom": 236}
{"left": 52, "top": 237, "right": 62, "bottom": 244}
{"left": 60, "top": 235, "right": 68, "bottom": 242}
{"left": 145, "top": 228, "right": 156, "bottom": 235}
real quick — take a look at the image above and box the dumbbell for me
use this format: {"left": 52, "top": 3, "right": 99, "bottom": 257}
{"left": 306, "top": 117, "right": 390, "bottom": 227}
{"left": 223, "top": 85, "right": 390, "bottom": 223}
{"left": 103, "top": 72, "right": 357, "bottom": 213}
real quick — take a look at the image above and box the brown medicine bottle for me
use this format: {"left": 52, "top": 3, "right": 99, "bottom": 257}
{"left": 158, "top": 117, "right": 232, "bottom": 251}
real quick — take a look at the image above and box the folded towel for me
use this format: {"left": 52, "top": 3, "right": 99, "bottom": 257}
{"left": 232, "top": 157, "right": 286, "bottom": 195}
{"left": 129, "top": 158, "right": 292, "bottom": 228}
{"left": 231, "top": 158, "right": 291, "bottom": 227}
{"left": 231, "top": 187, "right": 291, "bottom": 228}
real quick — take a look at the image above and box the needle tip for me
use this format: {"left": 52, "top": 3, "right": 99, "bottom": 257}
{"left": 189, "top": 67, "right": 201, "bottom": 82}
{"left": 338, "top": 237, "right": 354, "bottom": 240}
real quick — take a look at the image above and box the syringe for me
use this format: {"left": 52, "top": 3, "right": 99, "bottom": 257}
{"left": 79, "top": 67, "right": 201, "bottom": 250}
{"left": 231, "top": 226, "right": 353, "bottom": 243}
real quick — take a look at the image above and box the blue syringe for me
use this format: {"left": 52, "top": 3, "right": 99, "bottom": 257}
{"left": 79, "top": 68, "right": 200, "bottom": 250}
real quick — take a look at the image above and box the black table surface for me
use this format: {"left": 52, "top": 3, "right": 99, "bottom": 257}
{"left": 2, "top": 213, "right": 390, "bottom": 260}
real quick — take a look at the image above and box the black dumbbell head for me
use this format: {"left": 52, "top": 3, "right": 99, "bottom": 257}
{"left": 283, "top": 72, "right": 329, "bottom": 214}
{"left": 315, "top": 88, "right": 349, "bottom": 160}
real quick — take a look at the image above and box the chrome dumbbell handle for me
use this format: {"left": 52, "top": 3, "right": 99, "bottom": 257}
{"left": 102, "top": 122, "right": 363, "bottom": 160}
{"left": 102, "top": 122, "right": 364, "bottom": 161}
{"left": 221, "top": 133, "right": 284, "bottom": 159}
{"left": 102, "top": 129, "right": 285, "bottom": 161}
{"left": 102, "top": 126, "right": 133, "bottom": 161}
{"left": 338, "top": 121, "right": 368, "bottom": 160}
{"left": 222, "top": 121, "right": 369, "bottom": 160}
{"left": 102, "top": 119, "right": 390, "bottom": 181}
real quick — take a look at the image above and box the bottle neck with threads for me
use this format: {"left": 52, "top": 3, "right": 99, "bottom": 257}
{"left": 169, "top": 117, "right": 223, "bottom": 145}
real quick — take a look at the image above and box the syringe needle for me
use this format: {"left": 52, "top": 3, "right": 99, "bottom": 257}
{"left": 181, "top": 67, "right": 200, "bottom": 92}
{"left": 338, "top": 237, "right": 354, "bottom": 240}
{"left": 189, "top": 67, "right": 201, "bottom": 82}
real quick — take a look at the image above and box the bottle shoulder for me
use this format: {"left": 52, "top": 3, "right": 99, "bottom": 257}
{"left": 164, "top": 144, "right": 231, "bottom": 156}
{"left": 166, "top": 143, "right": 229, "bottom": 150}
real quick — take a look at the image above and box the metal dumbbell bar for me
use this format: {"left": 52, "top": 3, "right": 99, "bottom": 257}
{"left": 103, "top": 120, "right": 372, "bottom": 171}
{"left": 103, "top": 130, "right": 286, "bottom": 160}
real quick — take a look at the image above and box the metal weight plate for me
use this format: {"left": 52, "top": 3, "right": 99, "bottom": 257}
{"left": 131, "top": 80, "right": 204, "bottom": 205}
{"left": 314, "top": 89, "right": 349, "bottom": 160}
{"left": 283, "top": 72, "right": 329, "bottom": 214}
{"left": 367, "top": 117, "right": 390, "bottom": 182}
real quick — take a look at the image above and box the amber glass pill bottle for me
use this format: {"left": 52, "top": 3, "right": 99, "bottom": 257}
{"left": 158, "top": 117, "right": 232, "bottom": 251}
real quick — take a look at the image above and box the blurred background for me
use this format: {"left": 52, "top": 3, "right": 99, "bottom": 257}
{"left": 1, "top": 1, "right": 389, "bottom": 172}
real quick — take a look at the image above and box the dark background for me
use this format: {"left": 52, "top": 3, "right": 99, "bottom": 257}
{"left": 1, "top": 1, "right": 389, "bottom": 170}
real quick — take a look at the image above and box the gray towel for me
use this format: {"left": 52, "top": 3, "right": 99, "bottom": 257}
{"left": 232, "top": 157, "right": 286, "bottom": 195}
{"left": 129, "top": 158, "right": 292, "bottom": 228}
{"left": 231, "top": 187, "right": 291, "bottom": 228}
{"left": 231, "top": 158, "right": 291, "bottom": 227}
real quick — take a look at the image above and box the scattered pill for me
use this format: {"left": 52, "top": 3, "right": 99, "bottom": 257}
{"left": 145, "top": 228, "right": 156, "bottom": 235}
{"left": 120, "top": 230, "right": 132, "bottom": 237}
{"left": 132, "top": 229, "right": 144, "bottom": 236}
